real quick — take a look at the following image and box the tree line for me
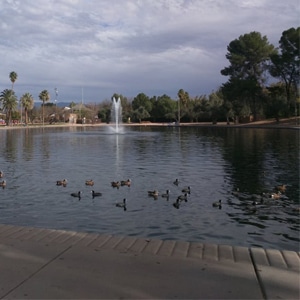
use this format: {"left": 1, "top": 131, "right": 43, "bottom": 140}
{"left": 1, "top": 27, "right": 299, "bottom": 125}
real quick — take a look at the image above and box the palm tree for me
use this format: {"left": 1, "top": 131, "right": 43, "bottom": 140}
{"left": 20, "top": 93, "right": 34, "bottom": 124}
{"left": 39, "top": 90, "right": 50, "bottom": 126}
{"left": 0, "top": 89, "right": 18, "bottom": 125}
{"left": 9, "top": 71, "right": 18, "bottom": 90}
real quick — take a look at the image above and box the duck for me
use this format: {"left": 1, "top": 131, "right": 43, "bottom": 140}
{"left": 85, "top": 179, "right": 94, "bottom": 186}
{"left": 212, "top": 199, "right": 222, "bottom": 208}
{"left": 111, "top": 181, "right": 121, "bottom": 188}
{"left": 173, "top": 199, "right": 180, "bottom": 209}
{"left": 181, "top": 186, "right": 191, "bottom": 194}
{"left": 0, "top": 180, "right": 6, "bottom": 188}
{"left": 270, "top": 192, "right": 282, "bottom": 200}
{"left": 71, "top": 191, "right": 82, "bottom": 200}
{"left": 275, "top": 185, "right": 286, "bottom": 193}
{"left": 161, "top": 190, "right": 170, "bottom": 198}
{"left": 173, "top": 179, "right": 179, "bottom": 186}
{"left": 121, "top": 179, "right": 131, "bottom": 187}
{"left": 245, "top": 201, "right": 258, "bottom": 213}
{"left": 116, "top": 198, "right": 127, "bottom": 211}
{"left": 251, "top": 196, "right": 264, "bottom": 205}
{"left": 56, "top": 179, "right": 68, "bottom": 187}
{"left": 231, "top": 188, "right": 240, "bottom": 197}
{"left": 262, "top": 191, "right": 282, "bottom": 200}
{"left": 177, "top": 193, "right": 188, "bottom": 202}
{"left": 292, "top": 207, "right": 300, "bottom": 213}
{"left": 91, "top": 190, "right": 102, "bottom": 198}
{"left": 251, "top": 193, "right": 264, "bottom": 202}
{"left": 0, "top": 171, "right": 4, "bottom": 178}
{"left": 148, "top": 190, "right": 159, "bottom": 197}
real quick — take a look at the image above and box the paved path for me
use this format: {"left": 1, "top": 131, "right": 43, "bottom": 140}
{"left": 0, "top": 224, "right": 299, "bottom": 299}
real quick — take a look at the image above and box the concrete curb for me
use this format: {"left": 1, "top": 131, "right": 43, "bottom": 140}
{"left": 0, "top": 224, "right": 299, "bottom": 299}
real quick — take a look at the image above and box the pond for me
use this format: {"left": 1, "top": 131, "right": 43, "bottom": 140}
{"left": 0, "top": 125, "right": 299, "bottom": 251}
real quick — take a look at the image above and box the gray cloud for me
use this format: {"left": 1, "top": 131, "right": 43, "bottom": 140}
{"left": 0, "top": 0, "right": 298, "bottom": 103}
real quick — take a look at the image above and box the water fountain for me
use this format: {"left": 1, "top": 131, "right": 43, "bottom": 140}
{"left": 110, "top": 97, "right": 123, "bottom": 133}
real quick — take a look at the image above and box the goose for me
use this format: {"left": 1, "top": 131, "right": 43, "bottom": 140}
{"left": 111, "top": 181, "right": 121, "bottom": 188}
{"left": 91, "top": 190, "right": 102, "bottom": 198}
{"left": 181, "top": 186, "right": 191, "bottom": 194}
{"left": 71, "top": 191, "right": 82, "bottom": 200}
{"left": 212, "top": 199, "right": 222, "bottom": 208}
{"left": 173, "top": 179, "right": 179, "bottom": 186}
{"left": 0, "top": 171, "right": 4, "bottom": 178}
{"left": 56, "top": 179, "right": 68, "bottom": 187}
{"left": 85, "top": 179, "right": 94, "bottom": 186}
{"left": 121, "top": 179, "right": 131, "bottom": 187}
{"left": 161, "top": 190, "right": 170, "bottom": 198}
{"left": 148, "top": 190, "right": 159, "bottom": 197}
{"left": 0, "top": 180, "right": 6, "bottom": 188}
{"left": 173, "top": 199, "right": 180, "bottom": 209}
{"left": 116, "top": 198, "right": 127, "bottom": 211}
{"left": 177, "top": 193, "right": 188, "bottom": 202}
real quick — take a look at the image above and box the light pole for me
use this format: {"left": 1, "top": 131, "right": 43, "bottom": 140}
{"left": 20, "top": 99, "right": 22, "bottom": 124}
{"left": 178, "top": 98, "right": 180, "bottom": 125}
{"left": 54, "top": 88, "right": 58, "bottom": 120}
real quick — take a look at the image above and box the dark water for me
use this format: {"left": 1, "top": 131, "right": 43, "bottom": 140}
{"left": 0, "top": 126, "right": 299, "bottom": 251}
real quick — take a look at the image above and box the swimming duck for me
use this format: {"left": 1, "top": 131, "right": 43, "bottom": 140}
{"left": 0, "top": 180, "right": 6, "bottom": 188}
{"left": 181, "top": 186, "right": 191, "bottom": 194}
{"left": 177, "top": 193, "right": 188, "bottom": 202}
{"left": 245, "top": 201, "right": 258, "bottom": 213}
{"left": 0, "top": 171, "right": 4, "bottom": 178}
{"left": 56, "top": 179, "right": 68, "bottom": 187}
{"left": 161, "top": 190, "right": 170, "bottom": 198}
{"left": 91, "top": 190, "right": 102, "bottom": 198}
{"left": 231, "top": 188, "right": 240, "bottom": 197}
{"left": 111, "top": 181, "right": 121, "bottom": 188}
{"left": 121, "top": 179, "right": 131, "bottom": 187}
{"left": 173, "top": 179, "right": 179, "bottom": 186}
{"left": 116, "top": 198, "right": 127, "bottom": 211}
{"left": 275, "top": 185, "right": 286, "bottom": 193}
{"left": 173, "top": 199, "right": 180, "bottom": 209}
{"left": 270, "top": 192, "right": 282, "bottom": 200}
{"left": 261, "top": 191, "right": 281, "bottom": 200}
{"left": 148, "top": 190, "right": 159, "bottom": 197}
{"left": 71, "top": 191, "right": 82, "bottom": 200}
{"left": 292, "top": 207, "right": 300, "bottom": 213}
{"left": 212, "top": 199, "right": 222, "bottom": 208}
{"left": 85, "top": 180, "right": 94, "bottom": 186}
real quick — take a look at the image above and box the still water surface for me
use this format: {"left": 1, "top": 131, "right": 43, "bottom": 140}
{"left": 0, "top": 126, "right": 299, "bottom": 251}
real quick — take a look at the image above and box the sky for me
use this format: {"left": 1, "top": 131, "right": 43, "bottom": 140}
{"left": 0, "top": 0, "right": 299, "bottom": 104}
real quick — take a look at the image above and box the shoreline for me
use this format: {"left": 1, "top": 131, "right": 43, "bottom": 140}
{"left": 0, "top": 224, "right": 299, "bottom": 299}
{"left": 0, "top": 116, "right": 299, "bottom": 130}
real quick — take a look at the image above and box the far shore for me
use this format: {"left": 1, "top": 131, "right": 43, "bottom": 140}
{"left": 0, "top": 117, "right": 299, "bottom": 130}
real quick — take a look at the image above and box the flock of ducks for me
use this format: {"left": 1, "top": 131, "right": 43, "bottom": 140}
{"left": 1, "top": 169, "right": 298, "bottom": 214}
{"left": 56, "top": 177, "right": 132, "bottom": 210}
{"left": 65, "top": 177, "right": 193, "bottom": 211}
{"left": 146, "top": 179, "right": 192, "bottom": 210}
{"left": 231, "top": 185, "right": 287, "bottom": 202}
{"left": 1, "top": 169, "right": 130, "bottom": 211}
{"left": 228, "top": 184, "right": 300, "bottom": 213}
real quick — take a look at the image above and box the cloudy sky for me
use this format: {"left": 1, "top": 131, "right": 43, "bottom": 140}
{"left": 0, "top": 0, "right": 298, "bottom": 104}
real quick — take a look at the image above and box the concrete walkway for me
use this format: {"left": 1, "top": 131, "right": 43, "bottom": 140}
{"left": 0, "top": 224, "right": 299, "bottom": 299}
